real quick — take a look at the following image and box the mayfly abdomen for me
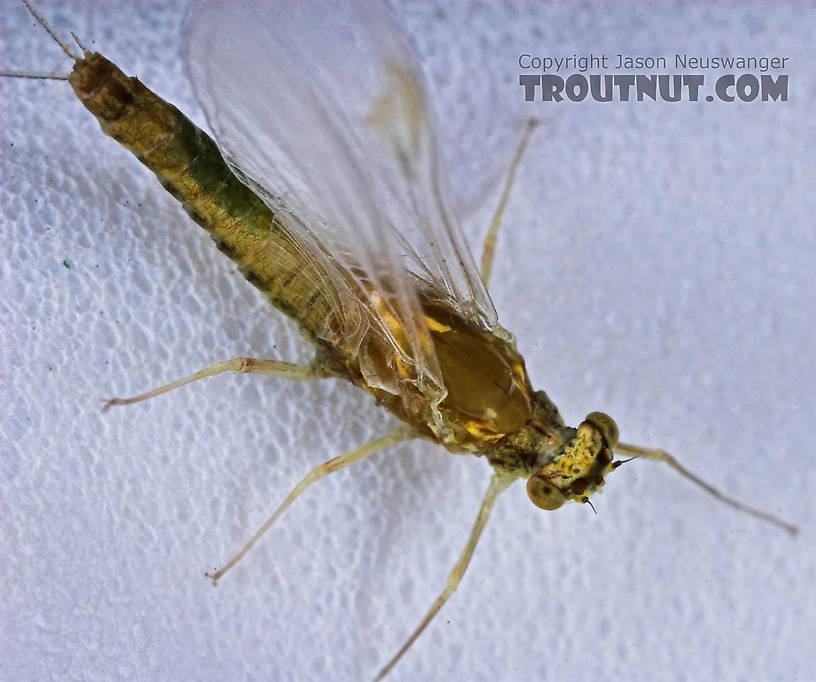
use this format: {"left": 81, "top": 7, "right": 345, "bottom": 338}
{"left": 69, "top": 51, "right": 335, "bottom": 342}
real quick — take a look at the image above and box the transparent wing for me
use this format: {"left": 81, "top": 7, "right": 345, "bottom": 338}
{"left": 184, "top": 1, "right": 497, "bottom": 407}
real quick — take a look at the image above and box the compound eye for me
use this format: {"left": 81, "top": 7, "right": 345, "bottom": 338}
{"left": 585, "top": 411, "right": 619, "bottom": 449}
{"left": 527, "top": 475, "right": 567, "bottom": 510}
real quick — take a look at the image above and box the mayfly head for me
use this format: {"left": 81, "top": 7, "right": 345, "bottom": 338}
{"left": 526, "top": 411, "right": 619, "bottom": 511}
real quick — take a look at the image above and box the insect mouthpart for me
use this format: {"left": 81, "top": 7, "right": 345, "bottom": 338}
{"left": 526, "top": 412, "right": 619, "bottom": 511}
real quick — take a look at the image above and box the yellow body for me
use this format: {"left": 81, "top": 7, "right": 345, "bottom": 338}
{"left": 69, "top": 50, "right": 616, "bottom": 504}
{"left": 41, "top": 33, "right": 792, "bottom": 682}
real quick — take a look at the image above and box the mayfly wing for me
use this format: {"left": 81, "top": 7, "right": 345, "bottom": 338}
{"left": 183, "top": 1, "right": 497, "bottom": 409}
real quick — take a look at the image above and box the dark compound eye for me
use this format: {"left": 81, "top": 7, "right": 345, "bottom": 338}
{"left": 569, "top": 478, "right": 588, "bottom": 495}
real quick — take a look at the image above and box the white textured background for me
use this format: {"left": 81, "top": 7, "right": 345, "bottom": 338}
{"left": 2, "top": 2, "right": 814, "bottom": 681}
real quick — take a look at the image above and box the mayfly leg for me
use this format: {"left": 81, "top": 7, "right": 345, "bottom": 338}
{"left": 207, "top": 426, "right": 416, "bottom": 585}
{"left": 374, "top": 470, "right": 516, "bottom": 681}
{"left": 102, "top": 358, "right": 324, "bottom": 410}
{"left": 615, "top": 442, "right": 798, "bottom": 535}
{"left": 480, "top": 119, "right": 539, "bottom": 287}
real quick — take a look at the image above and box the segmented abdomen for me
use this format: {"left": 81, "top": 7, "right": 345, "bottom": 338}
{"left": 68, "top": 52, "right": 335, "bottom": 344}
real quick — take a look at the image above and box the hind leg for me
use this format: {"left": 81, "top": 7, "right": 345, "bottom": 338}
{"left": 103, "top": 357, "right": 323, "bottom": 410}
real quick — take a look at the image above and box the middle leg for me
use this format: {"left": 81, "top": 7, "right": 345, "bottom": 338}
{"left": 207, "top": 426, "right": 417, "bottom": 585}
{"left": 480, "top": 119, "right": 538, "bottom": 287}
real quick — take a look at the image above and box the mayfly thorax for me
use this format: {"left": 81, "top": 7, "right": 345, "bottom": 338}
{"left": 4, "top": 2, "right": 798, "bottom": 679}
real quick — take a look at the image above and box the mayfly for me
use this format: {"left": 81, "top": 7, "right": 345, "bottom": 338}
{"left": 5, "top": 2, "right": 797, "bottom": 679}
